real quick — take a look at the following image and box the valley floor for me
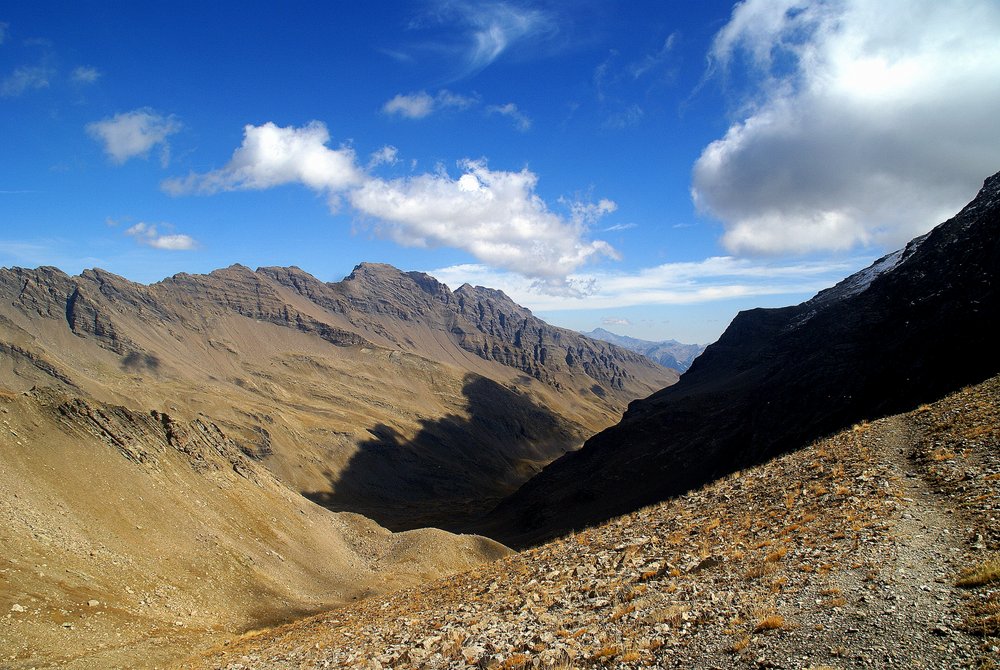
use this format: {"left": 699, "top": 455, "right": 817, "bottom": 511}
{"left": 180, "top": 375, "right": 1000, "bottom": 669}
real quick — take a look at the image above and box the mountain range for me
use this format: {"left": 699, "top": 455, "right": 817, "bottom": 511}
{"left": 0, "top": 260, "right": 673, "bottom": 668}
{"left": 4, "top": 170, "right": 999, "bottom": 668}
{"left": 580, "top": 328, "right": 705, "bottom": 372}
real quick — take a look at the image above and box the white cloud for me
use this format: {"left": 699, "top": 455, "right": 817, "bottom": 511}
{"left": 382, "top": 90, "right": 477, "bottom": 119}
{"left": 368, "top": 145, "right": 400, "bottom": 168}
{"left": 428, "top": 255, "right": 868, "bottom": 311}
{"left": 693, "top": 0, "right": 1000, "bottom": 256}
{"left": 349, "top": 160, "right": 618, "bottom": 293}
{"left": 486, "top": 102, "right": 531, "bottom": 131}
{"left": 602, "top": 222, "right": 637, "bottom": 232}
{"left": 427, "top": 1, "right": 556, "bottom": 79}
{"left": 602, "top": 317, "right": 631, "bottom": 326}
{"left": 1, "top": 64, "right": 53, "bottom": 97}
{"left": 86, "top": 109, "right": 181, "bottom": 165}
{"left": 124, "top": 222, "right": 197, "bottom": 251}
{"left": 629, "top": 32, "right": 678, "bottom": 79}
{"left": 71, "top": 66, "right": 101, "bottom": 84}
{"left": 164, "top": 121, "right": 618, "bottom": 292}
{"left": 162, "top": 121, "right": 362, "bottom": 195}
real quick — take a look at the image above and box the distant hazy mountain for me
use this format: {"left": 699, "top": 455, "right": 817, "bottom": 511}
{"left": 484, "top": 169, "right": 1000, "bottom": 547}
{"left": 581, "top": 328, "right": 705, "bottom": 372}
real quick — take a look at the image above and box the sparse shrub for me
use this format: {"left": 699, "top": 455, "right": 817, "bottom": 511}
{"left": 764, "top": 546, "right": 788, "bottom": 562}
{"left": 745, "top": 562, "right": 779, "bottom": 580}
{"left": 753, "top": 614, "right": 785, "bottom": 632}
{"left": 591, "top": 645, "right": 618, "bottom": 659}
{"left": 728, "top": 635, "right": 751, "bottom": 653}
{"left": 500, "top": 653, "right": 530, "bottom": 669}
{"left": 929, "top": 448, "right": 957, "bottom": 461}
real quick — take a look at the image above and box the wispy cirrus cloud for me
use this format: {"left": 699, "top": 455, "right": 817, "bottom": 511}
{"left": 427, "top": 254, "right": 870, "bottom": 312}
{"left": 87, "top": 109, "right": 181, "bottom": 166}
{"left": 694, "top": 0, "right": 1000, "bottom": 256}
{"left": 163, "top": 120, "right": 617, "bottom": 294}
{"left": 124, "top": 222, "right": 197, "bottom": 251}
{"left": 423, "top": 1, "right": 557, "bottom": 79}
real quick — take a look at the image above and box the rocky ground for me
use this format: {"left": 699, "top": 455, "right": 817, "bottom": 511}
{"left": 181, "top": 374, "right": 1000, "bottom": 670}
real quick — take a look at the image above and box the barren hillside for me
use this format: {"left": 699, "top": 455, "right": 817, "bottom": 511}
{"left": 0, "top": 387, "right": 510, "bottom": 670}
{"left": 180, "top": 373, "right": 1000, "bottom": 670}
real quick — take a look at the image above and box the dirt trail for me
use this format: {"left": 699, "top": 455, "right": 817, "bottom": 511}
{"left": 859, "top": 415, "right": 974, "bottom": 664}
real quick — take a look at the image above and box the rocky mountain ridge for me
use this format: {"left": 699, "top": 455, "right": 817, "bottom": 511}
{"left": 581, "top": 328, "right": 705, "bottom": 372}
{"left": 0, "top": 260, "right": 674, "bottom": 533}
{"left": 483, "top": 169, "right": 1000, "bottom": 546}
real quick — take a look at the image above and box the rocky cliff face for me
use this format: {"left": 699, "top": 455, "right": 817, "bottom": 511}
{"left": 0, "top": 259, "right": 675, "bottom": 533}
{"left": 484, "top": 170, "right": 1000, "bottom": 547}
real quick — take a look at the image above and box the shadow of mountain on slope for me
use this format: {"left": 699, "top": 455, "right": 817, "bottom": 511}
{"left": 304, "top": 373, "right": 584, "bottom": 532}
{"left": 477, "top": 170, "right": 1000, "bottom": 549}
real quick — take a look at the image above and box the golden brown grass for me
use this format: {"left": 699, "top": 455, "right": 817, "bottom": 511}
{"left": 956, "top": 558, "right": 1000, "bottom": 588}
{"left": 753, "top": 614, "right": 785, "bottom": 632}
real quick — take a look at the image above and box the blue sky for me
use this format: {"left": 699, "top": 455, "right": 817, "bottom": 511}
{"left": 2, "top": 1, "right": 999, "bottom": 344}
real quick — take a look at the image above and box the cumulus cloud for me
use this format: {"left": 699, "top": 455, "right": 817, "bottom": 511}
{"left": 349, "top": 160, "right": 618, "bottom": 293}
{"left": 486, "top": 102, "right": 531, "bottom": 131}
{"left": 1, "top": 64, "right": 54, "bottom": 97}
{"left": 87, "top": 109, "right": 181, "bottom": 165}
{"left": 382, "top": 90, "right": 477, "bottom": 119}
{"left": 693, "top": 0, "right": 1000, "bottom": 256}
{"left": 71, "top": 66, "right": 101, "bottom": 84}
{"left": 164, "top": 121, "right": 617, "bottom": 292}
{"left": 124, "top": 222, "right": 197, "bottom": 250}
{"left": 162, "top": 121, "right": 363, "bottom": 195}
{"left": 602, "top": 317, "right": 632, "bottom": 326}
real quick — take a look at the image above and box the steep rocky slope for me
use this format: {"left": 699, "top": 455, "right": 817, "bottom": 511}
{"left": 181, "top": 374, "right": 1000, "bottom": 670}
{"left": 0, "top": 262, "right": 674, "bottom": 530}
{"left": 581, "top": 328, "right": 705, "bottom": 373}
{"left": 484, "top": 170, "right": 1000, "bottom": 546}
{"left": 0, "top": 388, "right": 509, "bottom": 670}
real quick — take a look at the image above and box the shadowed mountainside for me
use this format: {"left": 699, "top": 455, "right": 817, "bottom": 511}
{"left": 182, "top": 373, "right": 1000, "bottom": 669}
{"left": 483, "top": 170, "right": 1000, "bottom": 547}
{"left": 306, "top": 374, "right": 581, "bottom": 531}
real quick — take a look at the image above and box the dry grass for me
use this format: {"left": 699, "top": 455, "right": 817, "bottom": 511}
{"left": 960, "top": 592, "right": 1000, "bottom": 638}
{"left": 956, "top": 558, "right": 1000, "bottom": 588}
{"left": 728, "top": 635, "right": 751, "bottom": 653}
{"left": 753, "top": 614, "right": 786, "bottom": 632}
{"left": 765, "top": 546, "right": 789, "bottom": 562}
